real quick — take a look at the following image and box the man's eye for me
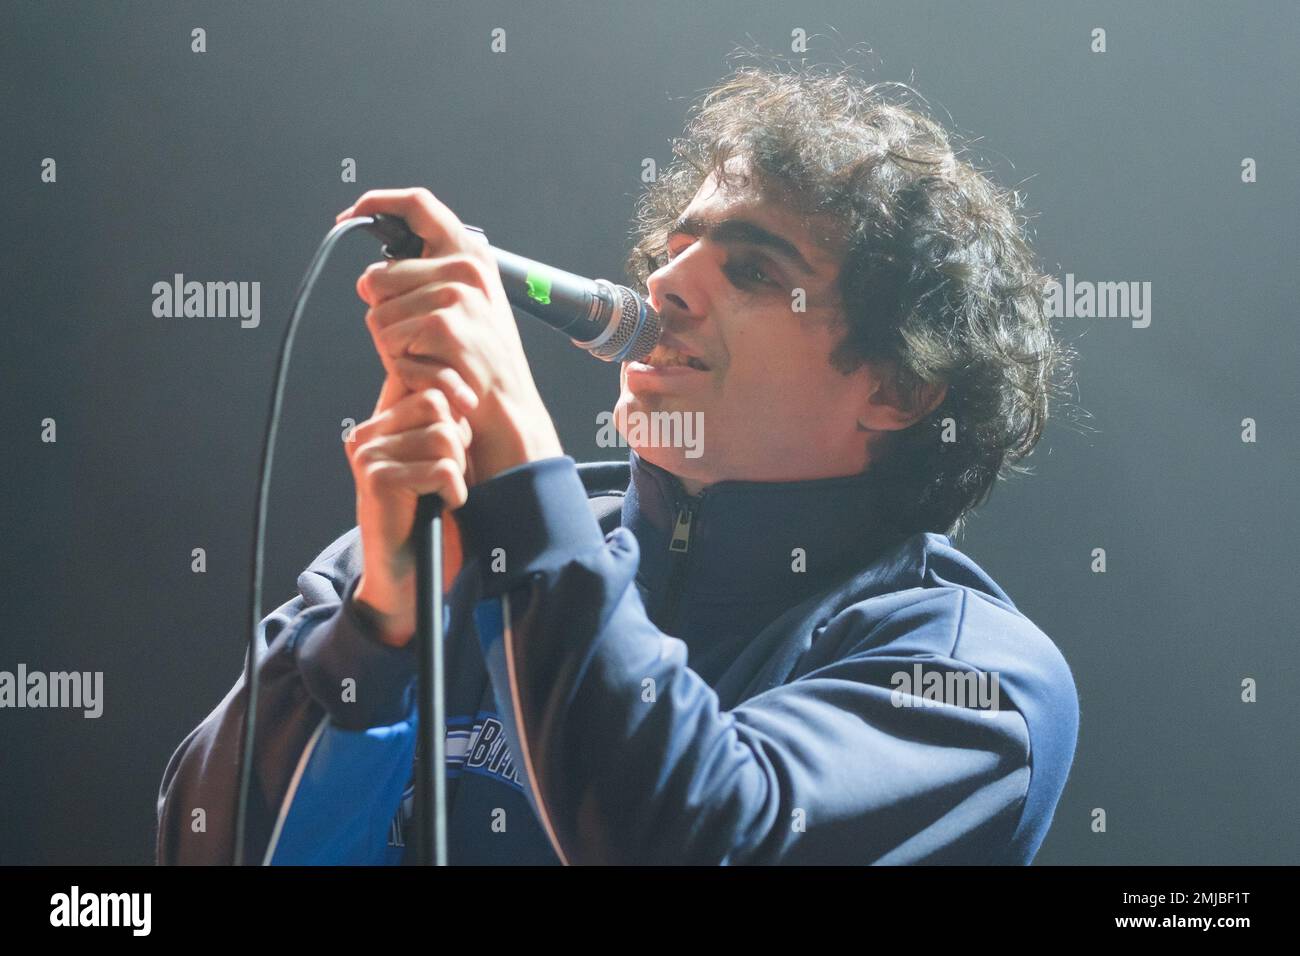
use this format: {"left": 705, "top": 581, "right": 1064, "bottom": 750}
{"left": 724, "top": 257, "right": 778, "bottom": 288}
{"left": 662, "top": 240, "right": 779, "bottom": 289}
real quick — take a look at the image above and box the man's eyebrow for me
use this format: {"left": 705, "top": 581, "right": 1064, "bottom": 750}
{"left": 668, "top": 213, "right": 818, "bottom": 278}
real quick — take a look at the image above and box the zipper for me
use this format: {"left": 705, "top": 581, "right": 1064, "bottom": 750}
{"left": 657, "top": 488, "right": 704, "bottom": 635}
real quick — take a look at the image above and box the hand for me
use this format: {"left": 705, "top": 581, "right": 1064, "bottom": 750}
{"left": 348, "top": 373, "right": 474, "bottom": 648}
{"left": 336, "top": 187, "right": 564, "bottom": 484}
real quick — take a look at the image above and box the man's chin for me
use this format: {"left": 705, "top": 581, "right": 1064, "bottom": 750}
{"left": 611, "top": 391, "right": 710, "bottom": 464}
{"left": 614, "top": 388, "right": 685, "bottom": 417}
{"left": 627, "top": 441, "right": 698, "bottom": 476}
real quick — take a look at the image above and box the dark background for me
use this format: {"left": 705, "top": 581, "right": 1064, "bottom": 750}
{"left": 2, "top": 0, "right": 1296, "bottom": 864}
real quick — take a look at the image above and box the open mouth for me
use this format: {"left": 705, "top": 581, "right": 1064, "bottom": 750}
{"left": 639, "top": 345, "right": 710, "bottom": 371}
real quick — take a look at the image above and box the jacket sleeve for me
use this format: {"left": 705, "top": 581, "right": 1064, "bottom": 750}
{"left": 155, "top": 530, "right": 424, "bottom": 865}
{"left": 454, "top": 456, "right": 1035, "bottom": 865}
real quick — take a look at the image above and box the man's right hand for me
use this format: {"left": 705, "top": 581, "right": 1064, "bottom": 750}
{"left": 346, "top": 373, "right": 477, "bottom": 647}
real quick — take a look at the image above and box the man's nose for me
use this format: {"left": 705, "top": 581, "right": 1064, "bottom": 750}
{"left": 646, "top": 252, "right": 708, "bottom": 328}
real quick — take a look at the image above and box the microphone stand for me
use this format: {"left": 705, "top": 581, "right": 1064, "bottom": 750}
{"left": 412, "top": 492, "right": 446, "bottom": 866}
{"left": 366, "top": 213, "right": 468, "bottom": 867}
{"left": 238, "top": 210, "right": 653, "bottom": 867}
{"left": 355, "top": 213, "right": 654, "bottom": 867}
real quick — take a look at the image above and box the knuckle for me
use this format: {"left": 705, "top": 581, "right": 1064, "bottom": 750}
{"left": 402, "top": 373, "right": 428, "bottom": 397}
{"left": 422, "top": 285, "right": 451, "bottom": 311}
{"left": 435, "top": 366, "right": 465, "bottom": 393}
{"left": 429, "top": 422, "right": 463, "bottom": 455}
{"left": 422, "top": 388, "right": 448, "bottom": 417}
{"left": 434, "top": 310, "right": 458, "bottom": 334}
{"left": 351, "top": 441, "right": 378, "bottom": 466}
{"left": 447, "top": 254, "right": 485, "bottom": 285}
{"left": 431, "top": 286, "right": 462, "bottom": 312}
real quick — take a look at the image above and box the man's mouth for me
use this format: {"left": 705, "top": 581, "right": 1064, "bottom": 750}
{"left": 638, "top": 344, "right": 710, "bottom": 371}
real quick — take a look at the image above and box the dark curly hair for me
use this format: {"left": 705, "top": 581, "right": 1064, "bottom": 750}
{"left": 626, "top": 60, "right": 1075, "bottom": 539}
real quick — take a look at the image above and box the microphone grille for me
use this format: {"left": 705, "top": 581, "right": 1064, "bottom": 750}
{"left": 589, "top": 285, "right": 661, "bottom": 363}
{"left": 623, "top": 299, "right": 662, "bottom": 363}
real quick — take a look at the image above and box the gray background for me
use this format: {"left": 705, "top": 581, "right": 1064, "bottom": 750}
{"left": 1, "top": 0, "right": 1296, "bottom": 865}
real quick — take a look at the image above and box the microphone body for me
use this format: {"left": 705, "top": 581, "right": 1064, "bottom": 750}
{"left": 365, "top": 214, "right": 661, "bottom": 363}
{"left": 490, "top": 245, "right": 661, "bottom": 363}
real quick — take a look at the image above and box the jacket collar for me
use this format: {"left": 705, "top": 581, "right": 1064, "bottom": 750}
{"left": 621, "top": 448, "right": 889, "bottom": 609}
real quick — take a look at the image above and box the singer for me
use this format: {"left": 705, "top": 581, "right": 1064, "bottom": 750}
{"left": 157, "top": 65, "right": 1079, "bottom": 865}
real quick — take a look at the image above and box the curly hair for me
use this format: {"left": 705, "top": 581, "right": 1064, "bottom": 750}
{"left": 626, "top": 60, "right": 1074, "bottom": 539}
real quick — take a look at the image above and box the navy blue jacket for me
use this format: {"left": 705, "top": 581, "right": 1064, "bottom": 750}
{"left": 156, "top": 450, "right": 1079, "bottom": 864}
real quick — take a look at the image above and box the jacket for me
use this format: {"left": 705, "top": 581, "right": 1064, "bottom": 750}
{"left": 156, "top": 449, "right": 1080, "bottom": 865}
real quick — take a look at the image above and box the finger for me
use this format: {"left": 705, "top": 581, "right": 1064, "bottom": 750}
{"left": 364, "top": 385, "right": 455, "bottom": 437}
{"left": 359, "top": 281, "right": 480, "bottom": 413}
{"left": 365, "top": 280, "right": 461, "bottom": 336}
{"left": 370, "top": 372, "right": 411, "bottom": 419}
{"left": 362, "top": 296, "right": 491, "bottom": 400}
{"left": 361, "top": 459, "right": 469, "bottom": 509}
{"left": 361, "top": 308, "right": 483, "bottom": 413}
{"left": 343, "top": 187, "right": 471, "bottom": 259}
{"left": 355, "top": 258, "right": 427, "bottom": 306}
{"left": 354, "top": 420, "right": 468, "bottom": 475}
{"left": 354, "top": 386, "right": 473, "bottom": 447}
{"left": 391, "top": 355, "right": 489, "bottom": 410}
{"left": 397, "top": 359, "right": 478, "bottom": 413}
{"left": 358, "top": 254, "right": 484, "bottom": 307}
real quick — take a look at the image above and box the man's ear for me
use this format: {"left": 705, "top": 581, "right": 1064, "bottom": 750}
{"left": 858, "top": 361, "right": 949, "bottom": 432}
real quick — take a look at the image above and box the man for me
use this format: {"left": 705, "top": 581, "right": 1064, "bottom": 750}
{"left": 157, "top": 65, "right": 1078, "bottom": 865}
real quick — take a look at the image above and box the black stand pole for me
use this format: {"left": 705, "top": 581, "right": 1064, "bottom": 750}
{"left": 413, "top": 492, "right": 446, "bottom": 866}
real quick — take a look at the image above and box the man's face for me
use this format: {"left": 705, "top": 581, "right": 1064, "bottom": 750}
{"left": 614, "top": 160, "right": 882, "bottom": 486}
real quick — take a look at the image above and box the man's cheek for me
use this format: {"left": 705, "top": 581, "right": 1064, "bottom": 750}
{"left": 717, "top": 373, "right": 771, "bottom": 422}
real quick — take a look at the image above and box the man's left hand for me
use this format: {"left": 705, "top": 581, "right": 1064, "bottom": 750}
{"left": 337, "top": 187, "right": 564, "bottom": 484}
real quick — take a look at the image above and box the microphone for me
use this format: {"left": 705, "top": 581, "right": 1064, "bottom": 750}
{"left": 363, "top": 213, "right": 661, "bottom": 363}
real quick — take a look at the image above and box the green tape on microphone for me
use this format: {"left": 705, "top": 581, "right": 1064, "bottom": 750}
{"left": 525, "top": 270, "right": 552, "bottom": 305}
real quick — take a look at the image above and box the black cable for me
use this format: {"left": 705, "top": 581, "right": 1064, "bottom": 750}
{"left": 232, "top": 213, "right": 429, "bottom": 865}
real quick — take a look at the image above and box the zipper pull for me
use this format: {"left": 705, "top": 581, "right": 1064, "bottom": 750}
{"left": 669, "top": 501, "right": 695, "bottom": 553}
